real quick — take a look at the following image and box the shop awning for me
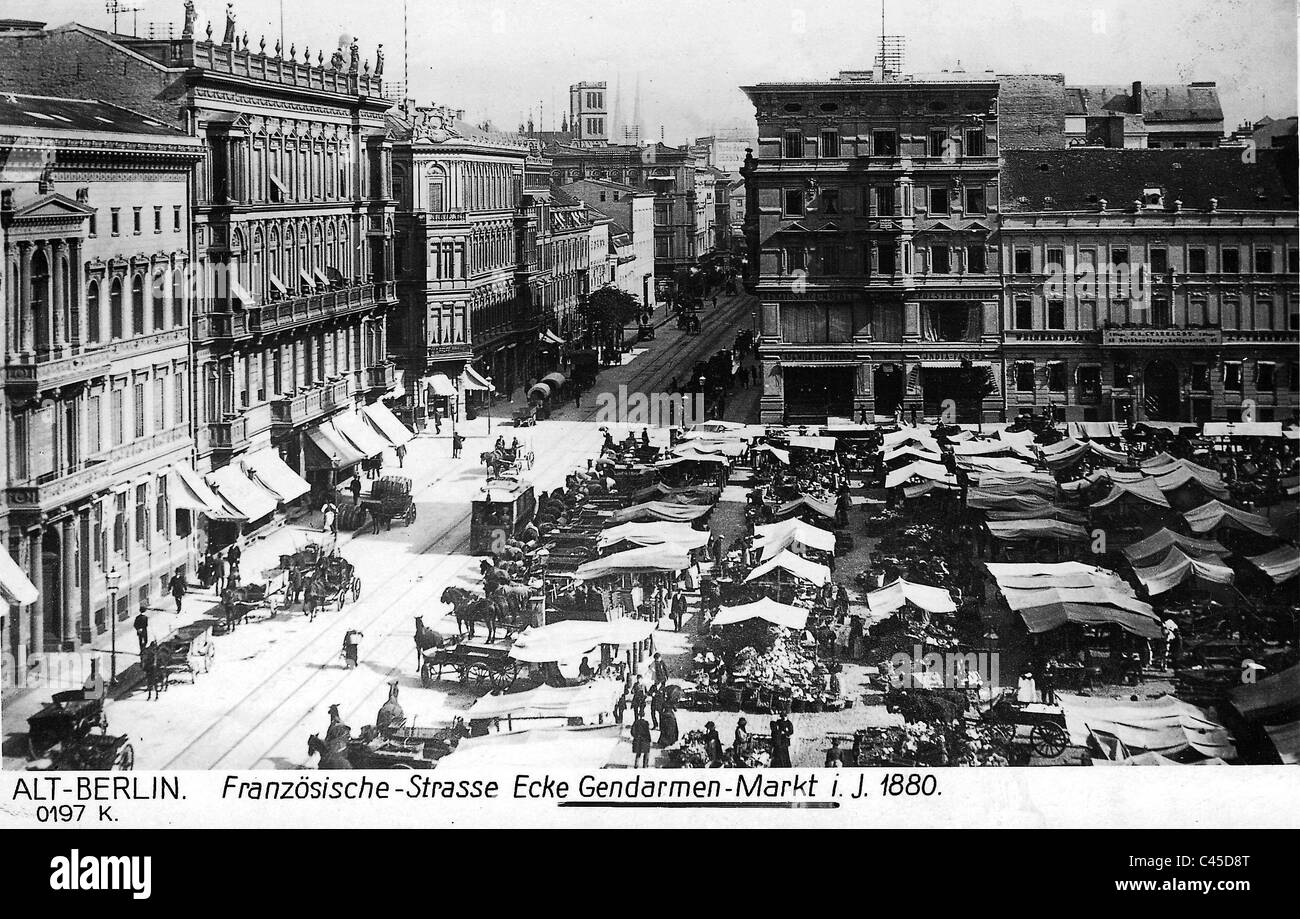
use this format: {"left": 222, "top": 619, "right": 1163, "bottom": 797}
{"left": 298, "top": 269, "right": 316, "bottom": 291}
{"left": 1245, "top": 546, "right": 1300, "bottom": 584}
{"left": 755, "top": 519, "right": 837, "bottom": 556}
{"left": 509, "top": 619, "right": 656, "bottom": 662}
{"left": 206, "top": 464, "right": 278, "bottom": 522}
{"left": 1132, "top": 546, "right": 1234, "bottom": 596}
{"left": 306, "top": 422, "right": 367, "bottom": 470}
{"left": 867, "top": 578, "right": 957, "bottom": 615}
{"left": 744, "top": 549, "right": 831, "bottom": 586}
{"left": 268, "top": 272, "right": 288, "bottom": 296}
{"left": 169, "top": 463, "right": 242, "bottom": 520}
{"left": 465, "top": 681, "right": 624, "bottom": 723}
{"left": 713, "top": 597, "right": 809, "bottom": 630}
{"left": 334, "top": 412, "right": 388, "bottom": 459}
{"left": 240, "top": 449, "right": 310, "bottom": 504}
{"left": 229, "top": 278, "right": 254, "bottom": 306}
{"left": 539, "top": 329, "right": 565, "bottom": 345}
{"left": 598, "top": 521, "right": 710, "bottom": 551}
{"left": 362, "top": 401, "right": 414, "bottom": 448}
{"left": 312, "top": 267, "right": 332, "bottom": 289}
{"left": 0, "top": 545, "right": 38, "bottom": 606}
{"left": 426, "top": 373, "right": 457, "bottom": 398}
{"left": 269, "top": 173, "right": 289, "bottom": 198}
{"left": 1018, "top": 602, "right": 1162, "bottom": 639}
{"left": 575, "top": 544, "right": 693, "bottom": 580}
{"left": 461, "top": 366, "right": 495, "bottom": 392}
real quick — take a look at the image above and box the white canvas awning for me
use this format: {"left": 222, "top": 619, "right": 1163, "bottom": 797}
{"left": 754, "top": 519, "right": 837, "bottom": 557}
{"left": 426, "top": 373, "right": 457, "bottom": 398}
{"left": 867, "top": 578, "right": 957, "bottom": 615}
{"left": 461, "top": 366, "right": 494, "bottom": 392}
{"left": 465, "top": 681, "right": 623, "bottom": 723}
{"left": 1202, "top": 422, "right": 1283, "bottom": 438}
{"left": 575, "top": 544, "right": 692, "bottom": 580}
{"left": 1245, "top": 547, "right": 1300, "bottom": 584}
{"left": 509, "top": 619, "right": 656, "bottom": 662}
{"left": 240, "top": 449, "right": 310, "bottom": 504}
{"left": 598, "top": 521, "right": 710, "bottom": 551}
{"left": 362, "top": 401, "right": 414, "bottom": 448}
{"left": 170, "top": 463, "right": 242, "bottom": 520}
{"left": 744, "top": 549, "right": 831, "bottom": 586}
{"left": 334, "top": 412, "right": 388, "bottom": 459}
{"left": 713, "top": 597, "right": 809, "bottom": 630}
{"left": 206, "top": 464, "right": 278, "bottom": 522}
{"left": 0, "top": 545, "right": 38, "bottom": 606}
{"left": 306, "top": 422, "right": 367, "bottom": 469}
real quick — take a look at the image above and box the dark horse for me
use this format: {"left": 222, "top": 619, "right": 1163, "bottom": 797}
{"left": 413, "top": 616, "right": 444, "bottom": 672}
{"left": 307, "top": 733, "right": 352, "bottom": 769}
{"left": 140, "top": 642, "right": 166, "bottom": 701}
{"left": 441, "top": 586, "right": 483, "bottom": 638}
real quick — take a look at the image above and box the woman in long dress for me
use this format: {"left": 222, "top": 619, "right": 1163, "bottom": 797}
{"left": 657, "top": 696, "right": 679, "bottom": 747}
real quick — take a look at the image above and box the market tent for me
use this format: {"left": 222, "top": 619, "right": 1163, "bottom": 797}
{"left": 1057, "top": 694, "right": 1236, "bottom": 759}
{"left": 995, "top": 428, "right": 1040, "bottom": 459}
{"left": 1131, "top": 546, "right": 1234, "bottom": 596}
{"left": 1068, "top": 421, "right": 1122, "bottom": 440}
{"left": 787, "top": 434, "right": 837, "bottom": 451}
{"left": 754, "top": 519, "right": 837, "bottom": 557}
{"left": 883, "top": 444, "right": 944, "bottom": 465}
{"left": 1017, "top": 601, "right": 1162, "bottom": 639}
{"left": 674, "top": 439, "right": 747, "bottom": 458}
{"left": 744, "top": 549, "right": 831, "bottom": 587}
{"left": 986, "top": 502, "right": 1086, "bottom": 524}
{"left": 713, "top": 597, "right": 809, "bottom": 630}
{"left": 239, "top": 449, "right": 310, "bottom": 504}
{"left": 968, "top": 475, "right": 1059, "bottom": 497}
{"left": 436, "top": 724, "right": 629, "bottom": 771}
{"left": 951, "top": 439, "right": 1019, "bottom": 457}
{"left": 361, "top": 401, "right": 414, "bottom": 448}
{"left": 1122, "top": 528, "right": 1228, "bottom": 563}
{"left": 1244, "top": 546, "right": 1300, "bottom": 583}
{"left": 509, "top": 618, "right": 656, "bottom": 662}
{"left": 206, "top": 465, "right": 278, "bottom": 522}
{"left": 575, "top": 544, "right": 692, "bottom": 580}
{"left": 425, "top": 373, "right": 457, "bottom": 398}
{"left": 465, "top": 680, "right": 624, "bottom": 723}
{"left": 1228, "top": 663, "right": 1300, "bottom": 722}
{"left": 334, "top": 412, "right": 388, "bottom": 459}
{"left": 866, "top": 578, "right": 957, "bottom": 615}
{"left": 607, "top": 501, "right": 712, "bottom": 524}
{"left": 904, "top": 480, "right": 956, "bottom": 498}
{"left": 1151, "top": 466, "right": 1229, "bottom": 499}
{"left": 881, "top": 429, "right": 941, "bottom": 453}
{"left": 1183, "top": 500, "right": 1276, "bottom": 536}
{"left": 1264, "top": 720, "right": 1300, "bottom": 764}
{"left": 169, "top": 463, "right": 242, "bottom": 520}
{"left": 597, "top": 521, "right": 710, "bottom": 551}
{"left": 656, "top": 452, "right": 728, "bottom": 468}
{"left": 968, "top": 490, "right": 1065, "bottom": 514}
{"left": 306, "top": 421, "right": 367, "bottom": 469}
{"left": 885, "top": 460, "right": 956, "bottom": 490}
{"left": 1202, "top": 421, "right": 1283, "bottom": 438}
{"left": 691, "top": 420, "right": 747, "bottom": 434}
{"left": 775, "top": 495, "right": 838, "bottom": 520}
{"left": 0, "top": 545, "right": 38, "bottom": 606}
{"left": 1001, "top": 584, "right": 1155, "bottom": 618}
{"left": 1040, "top": 438, "right": 1088, "bottom": 469}
{"left": 1086, "top": 441, "right": 1130, "bottom": 464}
{"left": 1090, "top": 479, "right": 1171, "bottom": 510}
{"left": 954, "top": 456, "right": 1039, "bottom": 476}
{"left": 630, "top": 483, "right": 720, "bottom": 505}
{"left": 986, "top": 519, "right": 1090, "bottom": 541}
{"left": 753, "top": 444, "right": 791, "bottom": 464}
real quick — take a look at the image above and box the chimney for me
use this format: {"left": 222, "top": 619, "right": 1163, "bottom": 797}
{"left": 1132, "top": 81, "right": 1143, "bottom": 114}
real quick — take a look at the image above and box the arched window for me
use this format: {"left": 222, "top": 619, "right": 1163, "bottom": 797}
{"left": 86, "top": 279, "right": 101, "bottom": 343}
{"left": 109, "top": 277, "right": 124, "bottom": 339}
{"left": 171, "top": 268, "right": 184, "bottom": 328}
{"left": 131, "top": 274, "right": 146, "bottom": 335}
{"left": 153, "top": 270, "right": 167, "bottom": 330}
{"left": 29, "top": 248, "right": 51, "bottom": 350}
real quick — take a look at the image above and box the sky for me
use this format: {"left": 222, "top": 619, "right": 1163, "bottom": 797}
{"left": 12, "top": 0, "right": 1298, "bottom": 143}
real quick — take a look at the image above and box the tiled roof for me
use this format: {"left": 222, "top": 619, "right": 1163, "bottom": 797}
{"left": 0, "top": 93, "right": 183, "bottom": 135}
{"left": 1067, "top": 84, "right": 1223, "bottom": 122}
{"left": 1000, "top": 148, "right": 1294, "bottom": 212}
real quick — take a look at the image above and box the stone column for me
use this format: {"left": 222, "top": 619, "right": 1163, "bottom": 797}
{"left": 61, "top": 517, "right": 76, "bottom": 646}
{"left": 903, "top": 300, "right": 922, "bottom": 341}
{"left": 18, "top": 241, "right": 33, "bottom": 354}
{"left": 51, "top": 240, "right": 67, "bottom": 349}
{"left": 3, "top": 242, "right": 15, "bottom": 353}
{"left": 28, "top": 530, "right": 44, "bottom": 657}
{"left": 68, "top": 238, "right": 83, "bottom": 346}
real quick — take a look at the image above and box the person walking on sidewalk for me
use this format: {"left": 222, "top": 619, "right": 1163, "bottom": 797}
{"left": 169, "top": 570, "right": 187, "bottom": 616}
{"left": 631, "top": 713, "right": 652, "bottom": 768}
{"left": 396, "top": 443, "right": 407, "bottom": 468}
{"left": 214, "top": 553, "right": 229, "bottom": 595}
{"left": 452, "top": 431, "right": 464, "bottom": 458}
{"left": 342, "top": 628, "right": 364, "bottom": 668}
{"left": 322, "top": 500, "right": 339, "bottom": 536}
{"left": 350, "top": 476, "right": 363, "bottom": 506}
{"left": 134, "top": 609, "right": 150, "bottom": 653}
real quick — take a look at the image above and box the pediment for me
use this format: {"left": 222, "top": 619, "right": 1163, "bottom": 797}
{"left": 13, "top": 194, "right": 94, "bottom": 222}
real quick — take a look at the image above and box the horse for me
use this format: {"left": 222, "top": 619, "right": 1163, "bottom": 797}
{"left": 307, "top": 733, "right": 352, "bottom": 769}
{"left": 441, "top": 585, "right": 481, "bottom": 638}
{"left": 480, "top": 449, "right": 506, "bottom": 477}
{"left": 495, "top": 583, "right": 532, "bottom": 628}
{"left": 140, "top": 643, "right": 166, "bottom": 701}
{"left": 413, "top": 616, "right": 444, "bottom": 671}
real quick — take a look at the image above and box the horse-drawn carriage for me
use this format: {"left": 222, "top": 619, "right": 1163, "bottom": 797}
{"left": 420, "top": 639, "right": 521, "bottom": 692}
{"left": 301, "top": 552, "right": 361, "bottom": 619}
{"left": 512, "top": 405, "right": 538, "bottom": 427}
{"left": 470, "top": 478, "right": 537, "bottom": 554}
{"left": 145, "top": 620, "right": 217, "bottom": 689}
{"left": 975, "top": 693, "right": 1071, "bottom": 759}
{"left": 363, "top": 475, "right": 417, "bottom": 528}
{"left": 26, "top": 689, "right": 135, "bottom": 770}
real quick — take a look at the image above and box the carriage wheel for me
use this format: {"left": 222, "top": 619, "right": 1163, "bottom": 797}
{"left": 406, "top": 506, "right": 417, "bottom": 526}
{"left": 27, "top": 735, "right": 53, "bottom": 760}
{"left": 420, "top": 661, "right": 434, "bottom": 689}
{"left": 112, "top": 742, "right": 135, "bottom": 771}
{"left": 489, "top": 663, "right": 518, "bottom": 691}
{"left": 466, "top": 663, "right": 492, "bottom": 686}
{"left": 351, "top": 578, "right": 361, "bottom": 602}
{"left": 989, "top": 722, "right": 1016, "bottom": 746}
{"left": 1031, "top": 722, "right": 1069, "bottom": 758}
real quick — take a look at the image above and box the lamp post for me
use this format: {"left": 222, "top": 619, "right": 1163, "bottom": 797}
{"left": 485, "top": 375, "right": 494, "bottom": 440}
{"left": 105, "top": 568, "right": 122, "bottom": 685}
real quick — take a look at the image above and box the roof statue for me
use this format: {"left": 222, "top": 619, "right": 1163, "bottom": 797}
{"left": 182, "top": 0, "right": 197, "bottom": 39}
{"left": 223, "top": 3, "right": 236, "bottom": 46}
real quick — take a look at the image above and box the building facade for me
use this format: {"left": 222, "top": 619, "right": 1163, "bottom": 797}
{"left": 741, "top": 71, "right": 1005, "bottom": 424}
{"left": 569, "top": 82, "right": 609, "bottom": 146}
{"left": 1000, "top": 148, "right": 1299, "bottom": 424}
{"left": 1, "top": 95, "right": 201, "bottom": 678}
{"left": 1064, "top": 82, "right": 1224, "bottom": 149}
{"left": 559, "top": 178, "right": 656, "bottom": 309}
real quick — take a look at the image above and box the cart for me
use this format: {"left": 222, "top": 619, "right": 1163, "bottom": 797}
{"left": 35, "top": 733, "right": 135, "bottom": 771}
{"left": 154, "top": 620, "right": 218, "bottom": 684}
{"left": 512, "top": 406, "right": 538, "bottom": 427}
{"left": 470, "top": 478, "right": 537, "bottom": 555}
{"left": 420, "top": 639, "right": 520, "bottom": 691}
{"left": 977, "top": 693, "right": 1070, "bottom": 758}
{"left": 309, "top": 554, "right": 362, "bottom": 610}
{"left": 364, "top": 475, "right": 417, "bottom": 527}
{"left": 26, "top": 690, "right": 109, "bottom": 759}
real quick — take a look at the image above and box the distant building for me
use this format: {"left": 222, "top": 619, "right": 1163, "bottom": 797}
{"left": 694, "top": 128, "right": 758, "bottom": 174}
{"left": 570, "top": 81, "right": 609, "bottom": 146}
{"left": 1065, "top": 82, "right": 1225, "bottom": 149}
{"left": 559, "top": 178, "right": 656, "bottom": 308}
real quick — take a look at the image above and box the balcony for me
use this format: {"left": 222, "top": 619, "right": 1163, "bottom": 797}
{"left": 3, "top": 347, "right": 113, "bottom": 397}
{"left": 194, "top": 311, "right": 252, "bottom": 341}
{"left": 190, "top": 40, "right": 388, "bottom": 98}
{"left": 365, "top": 361, "right": 397, "bottom": 392}
{"left": 1003, "top": 329, "right": 1101, "bottom": 345}
{"left": 207, "top": 402, "right": 274, "bottom": 454}
{"left": 270, "top": 377, "right": 353, "bottom": 429}
{"left": 195, "top": 282, "right": 395, "bottom": 343}
{"left": 426, "top": 210, "right": 469, "bottom": 225}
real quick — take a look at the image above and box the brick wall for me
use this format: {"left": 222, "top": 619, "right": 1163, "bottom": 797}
{"left": 998, "top": 74, "right": 1067, "bottom": 151}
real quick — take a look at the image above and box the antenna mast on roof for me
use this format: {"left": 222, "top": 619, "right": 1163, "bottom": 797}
{"left": 874, "top": 0, "right": 905, "bottom": 76}
{"left": 404, "top": 0, "right": 409, "bottom": 101}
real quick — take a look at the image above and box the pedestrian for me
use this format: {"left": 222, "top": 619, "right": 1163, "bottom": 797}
{"left": 342, "top": 628, "right": 363, "bottom": 668}
{"left": 613, "top": 689, "right": 627, "bottom": 723}
{"left": 733, "top": 717, "right": 751, "bottom": 764}
{"left": 825, "top": 737, "right": 843, "bottom": 767}
{"left": 631, "top": 713, "right": 652, "bottom": 768}
{"left": 133, "top": 609, "right": 149, "bottom": 654}
{"left": 651, "top": 652, "right": 668, "bottom": 687}
{"left": 227, "top": 542, "right": 241, "bottom": 569}
{"left": 452, "top": 431, "right": 464, "bottom": 458}
{"left": 168, "top": 570, "right": 187, "bottom": 616}
{"left": 214, "top": 553, "right": 229, "bottom": 595}
{"left": 578, "top": 656, "right": 594, "bottom": 682}
{"left": 433, "top": 410, "right": 443, "bottom": 435}
{"left": 858, "top": 406, "right": 869, "bottom": 425}
{"left": 702, "top": 721, "right": 723, "bottom": 766}
{"left": 672, "top": 592, "right": 686, "bottom": 632}
{"left": 395, "top": 443, "right": 407, "bottom": 468}
{"left": 322, "top": 500, "right": 338, "bottom": 536}
{"left": 770, "top": 709, "right": 794, "bottom": 768}
{"left": 910, "top": 405, "right": 918, "bottom": 426}
{"left": 631, "top": 677, "right": 648, "bottom": 722}
{"left": 286, "top": 565, "right": 303, "bottom": 608}
{"left": 222, "top": 586, "right": 237, "bottom": 633}
{"left": 350, "top": 476, "right": 362, "bottom": 506}
{"left": 640, "top": 426, "right": 650, "bottom": 448}
{"left": 657, "top": 694, "right": 679, "bottom": 747}
{"left": 573, "top": 388, "right": 581, "bottom": 409}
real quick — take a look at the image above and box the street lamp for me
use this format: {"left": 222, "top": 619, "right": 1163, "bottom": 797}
{"left": 105, "top": 568, "right": 122, "bottom": 685}
{"left": 485, "top": 375, "right": 494, "bottom": 440}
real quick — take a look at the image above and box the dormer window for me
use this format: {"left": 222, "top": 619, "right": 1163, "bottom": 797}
{"left": 1142, "top": 186, "right": 1165, "bottom": 208}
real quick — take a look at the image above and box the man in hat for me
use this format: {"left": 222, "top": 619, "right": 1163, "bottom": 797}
{"left": 451, "top": 431, "right": 464, "bottom": 458}
{"left": 770, "top": 709, "right": 794, "bottom": 767}
{"left": 651, "top": 652, "right": 669, "bottom": 687}
{"left": 631, "top": 712, "right": 652, "bottom": 768}
{"left": 733, "top": 717, "right": 751, "bottom": 764}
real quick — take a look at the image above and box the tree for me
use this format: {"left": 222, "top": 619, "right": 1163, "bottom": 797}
{"left": 958, "top": 361, "right": 997, "bottom": 431}
{"left": 578, "top": 287, "right": 640, "bottom": 364}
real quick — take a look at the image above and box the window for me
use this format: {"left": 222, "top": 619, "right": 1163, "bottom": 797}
{"left": 156, "top": 475, "right": 169, "bottom": 537}
{"left": 929, "top": 129, "right": 947, "bottom": 157}
{"left": 152, "top": 273, "right": 166, "bottom": 330}
{"left": 86, "top": 281, "right": 101, "bottom": 343}
{"left": 1289, "top": 248, "right": 1299, "bottom": 274}
{"left": 874, "top": 186, "right": 895, "bottom": 216}
{"left": 783, "top": 189, "right": 803, "bottom": 217}
{"left": 133, "top": 382, "right": 146, "bottom": 439}
{"left": 153, "top": 206, "right": 162, "bottom": 233}
{"left": 1114, "top": 358, "right": 1131, "bottom": 388}
{"left": 172, "top": 271, "right": 184, "bottom": 328}
{"left": 110, "top": 208, "right": 120, "bottom": 235}
{"left": 12, "top": 413, "right": 29, "bottom": 480}
{"left": 967, "top": 246, "right": 986, "bottom": 273}
{"left": 872, "top": 130, "right": 897, "bottom": 156}
{"left": 1188, "top": 247, "right": 1207, "bottom": 273}
{"left": 1223, "top": 361, "right": 1242, "bottom": 392}
{"left": 136, "top": 484, "right": 149, "bottom": 548}
{"left": 1046, "top": 248, "right": 1064, "bottom": 269}
{"left": 1254, "top": 248, "right": 1274, "bottom": 273}
{"left": 654, "top": 203, "right": 670, "bottom": 225}
{"left": 173, "top": 205, "right": 182, "bottom": 231}
{"left": 930, "top": 246, "right": 951, "bottom": 273}
{"left": 784, "top": 130, "right": 803, "bottom": 159}
{"left": 110, "top": 387, "right": 124, "bottom": 446}
{"left": 1077, "top": 365, "right": 1102, "bottom": 402}
{"left": 1221, "top": 247, "right": 1240, "bottom": 274}
{"left": 1014, "top": 298, "right": 1032, "bottom": 329}
{"left": 1013, "top": 250, "right": 1032, "bottom": 274}
{"left": 154, "top": 377, "right": 166, "bottom": 432}
{"left": 88, "top": 394, "right": 102, "bottom": 454}
{"left": 877, "top": 243, "right": 896, "bottom": 275}
{"left": 131, "top": 275, "right": 145, "bottom": 335}
{"left": 821, "top": 189, "right": 839, "bottom": 214}
{"left": 820, "top": 245, "right": 840, "bottom": 275}
{"left": 89, "top": 211, "right": 98, "bottom": 236}
{"left": 173, "top": 373, "right": 185, "bottom": 426}
{"left": 819, "top": 130, "right": 839, "bottom": 158}
{"left": 1255, "top": 361, "right": 1276, "bottom": 391}
{"left": 654, "top": 237, "right": 669, "bottom": 259}
{"left": 964, "top": 185, "right": 986, "bottom": 214}
{"left": 1149, "top": 247, "right": 1168, "bottom": 274}
{"left": 92, "top": 502, "right": 103, "bottom": 564}
{"left": 1190, "top": 364, "right": 1210, "bottom": 391}
{"left": 928, "top": 187, "right": 948, "bottom": 214}
{"left": 113, "top": 492, "right": 127, "bottom": 555}
{"left": 1110, "top": 247, "right": 1128, "bottom": 268}
{"left": 787, "top": 247, "right": 806, "bottom": 273}
{"left": 1047, "top": 361, "right": 1067, "bottom": 392}
{"left": 132, "top": 207, "right": 142, "bottom": 234}
{"left": 1015, "top": 362, "right": 1035, "bottom": 392}
{"left": 965, "top": 128, "right": 986, "bottom": 157}
{"left": 1046, "top": 300, "right": 1065, "bottom": 329}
